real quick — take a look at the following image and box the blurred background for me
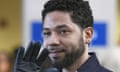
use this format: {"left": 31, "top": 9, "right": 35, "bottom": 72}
{"left": 0, "top": 0, "right": 120, "bottom": 72}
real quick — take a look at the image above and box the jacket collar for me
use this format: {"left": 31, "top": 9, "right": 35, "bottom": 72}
{"left": 77, "top": 52, "right": 100, "bottom": 72}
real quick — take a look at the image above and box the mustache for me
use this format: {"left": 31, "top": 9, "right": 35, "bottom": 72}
{"left": 47, "top": 46, "right": 66, "bottom": 52}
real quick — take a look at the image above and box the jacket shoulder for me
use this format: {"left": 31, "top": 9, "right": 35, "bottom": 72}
{"left": 97, "top": 66, "right": 112, "bottom": 72}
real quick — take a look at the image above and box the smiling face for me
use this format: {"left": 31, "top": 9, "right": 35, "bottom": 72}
{"left": 43, "top": 11, "right": 88, "bottom": 68}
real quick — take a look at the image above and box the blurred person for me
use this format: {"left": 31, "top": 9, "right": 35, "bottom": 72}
{"left": 14, "top": 0, "right": 112, "bottom": 72}
{"left": 0, "top": 52, "right": 12, "bottom": 72}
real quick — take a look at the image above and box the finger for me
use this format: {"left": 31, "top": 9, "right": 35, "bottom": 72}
{"left": 24, "top": 42, "right": 34, "bottom": 61}
{"left": 16, "top": 47, "right": 25, "bottom": 62}
{"left": 31, "top": 41, "right": 41, "bottom": 62}
{"left": 37, "top": 48, "right": 49, "bottom": 66}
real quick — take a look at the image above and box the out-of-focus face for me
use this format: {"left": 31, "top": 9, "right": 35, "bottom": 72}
{"left": 43, "top": 11, "right": 85, "bottom": 68}
{"left": 0, "top": 53, "right": 10, "bottom": 72}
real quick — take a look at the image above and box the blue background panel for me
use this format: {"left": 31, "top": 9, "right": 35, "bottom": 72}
{"left": 31, "top": 21, "right": 43, "bottom": 43}
{"left": 90, "top": 22, "right": 107, "bottom": 47}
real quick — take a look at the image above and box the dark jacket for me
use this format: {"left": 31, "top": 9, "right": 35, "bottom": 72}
{"left": 44, "top": 53, "right": 112, "bottom": 72}
{"left": 77, "top": 52, "right": 112, "bottom": 72}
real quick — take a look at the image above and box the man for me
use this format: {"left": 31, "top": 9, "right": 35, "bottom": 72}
{"left": 14, "top": 0, "right": 112, "bottom": 72}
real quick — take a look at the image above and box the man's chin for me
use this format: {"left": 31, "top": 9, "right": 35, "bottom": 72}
{"left": 50, "top": 57, "right": 64, "bottom": 67}
{"left": 52, "top": 57, "right": 63, "bottom": 64}
{"left": 49, "top": 53, "right": 65, "bottom": 64}
{"left": 52, "top": 60, "right": 64, "bottom": 69}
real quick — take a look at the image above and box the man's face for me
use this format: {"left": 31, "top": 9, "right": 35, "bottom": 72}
{"left": 43, "top": 11, "right": 85, "bottom": 68}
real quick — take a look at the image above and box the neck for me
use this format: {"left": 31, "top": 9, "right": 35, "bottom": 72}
{"left": 63, "top": 47, "right": 89, "bottom": 72}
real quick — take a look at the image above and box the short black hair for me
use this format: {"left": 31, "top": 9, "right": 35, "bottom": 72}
{"left": 42, "top": 0, "right": 94, "bottom": 29}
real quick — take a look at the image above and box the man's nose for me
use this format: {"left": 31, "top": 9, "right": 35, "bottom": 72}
{"left": 48, "top": 33, "right": 60, "bottom": 46}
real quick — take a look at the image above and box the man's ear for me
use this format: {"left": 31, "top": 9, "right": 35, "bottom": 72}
{"left": 83, "top": 27, "right": 94, "bottom": 44}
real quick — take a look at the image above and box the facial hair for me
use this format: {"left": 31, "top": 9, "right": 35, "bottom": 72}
{"left": 53, "top": 37, "right": 85, "bottom": 69}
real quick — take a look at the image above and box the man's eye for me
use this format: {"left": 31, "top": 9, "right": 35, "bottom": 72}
{"left": 60, "top": 30, "right": 70, "bottom": 35}
{"left": 43, "top": 32, "right": 51, "bottom": 36}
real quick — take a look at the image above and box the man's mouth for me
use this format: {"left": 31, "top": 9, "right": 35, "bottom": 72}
{"left": 49, "top": 49, "right": 65, "bottom": 57}
{"left": 50, "top": 49, "right": 65, "bottom": 53}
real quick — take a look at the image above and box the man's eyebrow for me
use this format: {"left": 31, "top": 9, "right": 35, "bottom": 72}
{"left": 56, "top": 25, "right": 69, "bottom": 29}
